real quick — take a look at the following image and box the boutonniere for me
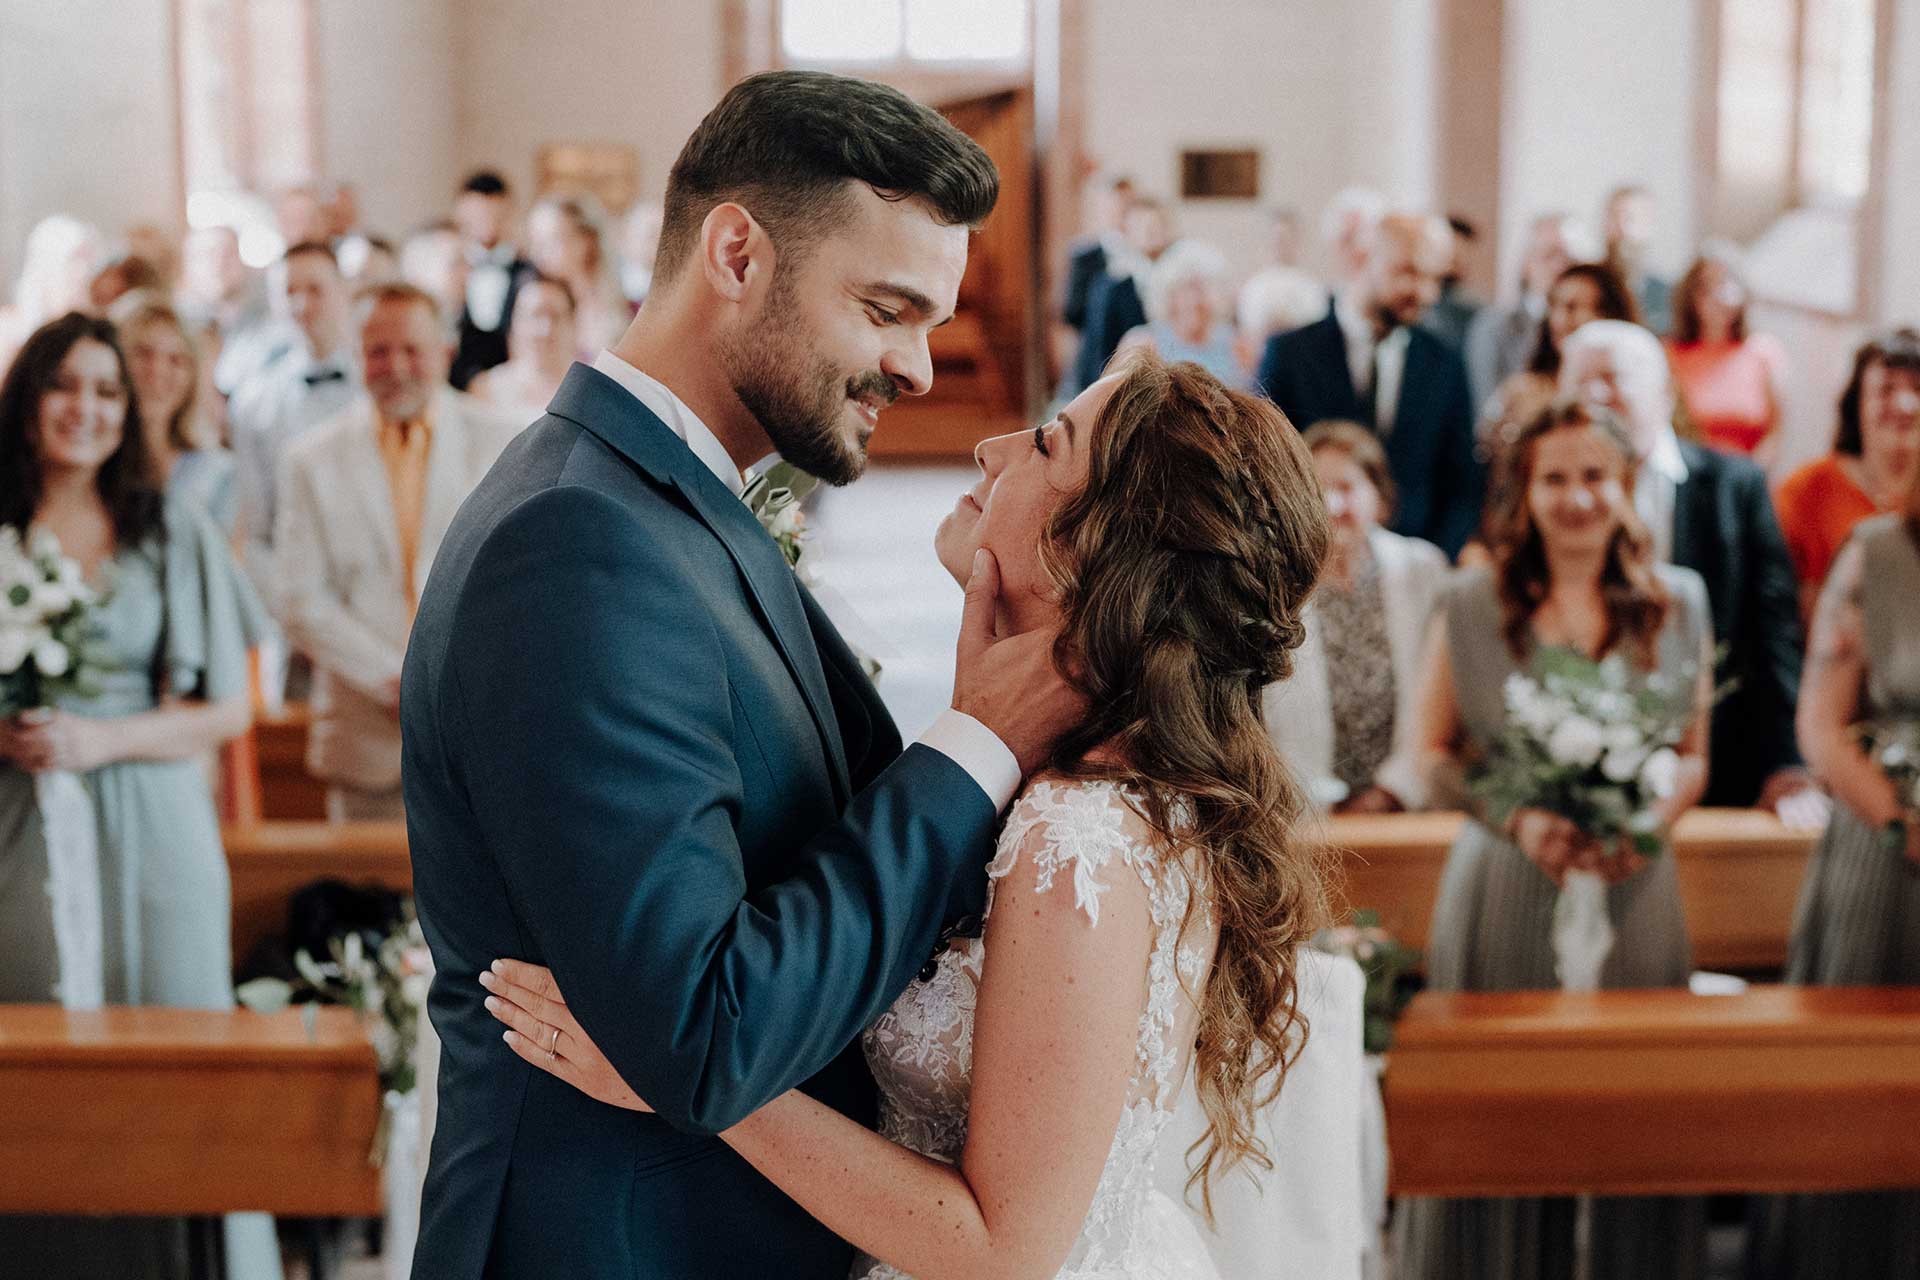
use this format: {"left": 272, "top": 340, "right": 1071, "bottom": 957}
{"left": 742, "top": 461, "right": 822, "bottom": 573}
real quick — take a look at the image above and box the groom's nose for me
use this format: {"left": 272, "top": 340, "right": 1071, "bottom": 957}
{"left": 881, "top": 331, "right": 934, "bottom": 399}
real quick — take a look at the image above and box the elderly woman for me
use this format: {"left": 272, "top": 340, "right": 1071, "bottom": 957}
{"left": 1556, "top": 319, "right": 1825, "bottom": 825}
{"left": 1774, "top": 328, "right": 1920, "bottom": 621}
{"left": 1117, "top": 239, "right": 1247, "bottom": 386}
{"left": 1264, "top": 421, "right": 1443, "bottom": 811}
{"left": 1666, "top": 248, "right": 1787, "bottom": 461}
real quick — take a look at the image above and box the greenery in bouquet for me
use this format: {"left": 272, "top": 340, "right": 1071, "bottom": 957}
{"left": 237, "top": 904, "right": 431, "bottom": 1098}
{"left": 1856, "top": 718, "right": 1920, "bottom": 854}
{"left": 1471, "top": 647, "right": 1708, "bottom": 857}
{"left": 0, "top": 525, "right": 110, "bottom": 715}
{"left": 1312, "top": 910, "right": 1419, "bottom": 1054}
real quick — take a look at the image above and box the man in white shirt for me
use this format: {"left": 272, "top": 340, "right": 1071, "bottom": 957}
{"left": 229, "top": 240, "right": 359, "bottom": 615}
{"left": 450, "top": 169, "right": 532, "bottom": 389}
{"left": 404, "top": 69, "right": 1082, "bottom": 1280}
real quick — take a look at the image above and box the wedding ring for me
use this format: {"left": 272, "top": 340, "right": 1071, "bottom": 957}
{"left": 546, "top": 1025, "right": 560, "bottom": 1059}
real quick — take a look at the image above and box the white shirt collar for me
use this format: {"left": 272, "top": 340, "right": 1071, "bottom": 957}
{"left": 591, "top": 350, "right": 745, "bottom": 498}
{"left": 1641, "top": 427, "right": 1689, "bottom": 483}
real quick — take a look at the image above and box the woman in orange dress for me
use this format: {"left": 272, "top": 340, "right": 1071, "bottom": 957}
{"left": 1666, "top": 249, "right": 1787, "bottom": 462}
{"left": 1773, "top": 328, "right": 1920, "bottom": 621}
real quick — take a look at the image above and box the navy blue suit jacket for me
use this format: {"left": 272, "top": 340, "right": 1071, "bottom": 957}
{"left": 1257, "top": 312, "right": 1486, "bottom": 557}
{"left": 403, "top": 365, "right": 998, "bottom": 1278}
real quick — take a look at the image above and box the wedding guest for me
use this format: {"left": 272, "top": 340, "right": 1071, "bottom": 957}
{"left": 274, "top": 183, "right": 331, "bottom": 249}
{"left": 1602, "top": 184, "right": 1672, "bottom": 334}
{"left": 1481, "top": 262, "right": 1641, "bottom": 458}
{"left": 1117, "top": 239, "right": 1246, "bottom": 386}
{"left": 468, "top": 273, "right": 578, "bottom": 421}
{"left": 87, "top": 253, "right": 167, "bottom": 314}
{"left": 0, "top": 215, "right": 103, "bottom": 373}
{"left": 1775, "top": 329, "right": 1920, "bottom": 620}
{"left": 1320, "top": 186, "right": 1387, "bottom": 296}
{"left": 178, "top": 224, "right": 286, "bottom": 395}
{"left": 1264, "top": 421, "right": 1444, "bottom": 812}
{"left": 1560, "top": 320, "right": 1822, "bottom": 820}
{"left": 229, "top": 240, "right": 358, "bottom": 604}
{"left": 451, "top": 170, "right": 533, "bottom": 389}
{"left": 1068, "top": 194, "right": 1174, "bottom": 396}
{"left": 526, "top": 193, "right": 630, "bottom": 354}
{"left": 1395, "top": 399, "right": 1712, "bottom": 1280}
{"left": 1666, "top": 248, "right": 1786, "bottom": 461}
{"left": 116, "top": 298, "right": 238, "bottom": 533}
{"left": 275, "top": 284, "right": 517, "bottom": 820}
{"left": 0, "top": 312, "right": 276, "bottom": 1278}
{"left": 124, "top": 223, "right": 182, "bottom": 292}
{"left": 1753, "top": 466, "right": 1920, "bottom": 1278}
{"left": 1465, "top": 213, "right": 1594, "bottom": 414}
{"left": 401, "top": 219, "right": 470, "bottom": 344}
{"left": 1258, "top": 211, "right": 1485, "bottom": 557}
{"left": 1237, "top": 205, "right": 1325, "bottom": 347}
{"left": 1421, "top": 214, "right": 1483, "bottom": 351}
{"left": 1060, "top": 173, "right": 1134, "bottom": 338}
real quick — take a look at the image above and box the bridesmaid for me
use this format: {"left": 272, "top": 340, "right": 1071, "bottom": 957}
{"left": 1751, "top": 498, "right": 1920, "bottom": 1276}
{"left": 116, "top": 297, "right": 239, "bottom": 534}
{"left": 0, "top": 313, "right": 276, "bottom": 1278}
{"left": 1393, "top": 399, "right": 1714, "bottom": 1280}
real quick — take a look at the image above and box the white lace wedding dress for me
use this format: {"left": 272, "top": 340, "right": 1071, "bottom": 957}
{"left": 852, "top": 779, "right": 1224, "bottom": 1280}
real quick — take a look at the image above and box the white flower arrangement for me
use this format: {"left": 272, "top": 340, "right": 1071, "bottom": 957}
{"left": 0, "top": 526, "right": 106, "bottom": 715}
{"left": 743, "top": 461, "right": 822, "bottom": 584}
{"left": 1477, "top": 649, "right": 1700, "bottom": 858}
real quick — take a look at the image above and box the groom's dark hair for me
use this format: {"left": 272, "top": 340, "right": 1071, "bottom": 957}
{"left": 653, "top": 70, "right": 999, "bottom": 289}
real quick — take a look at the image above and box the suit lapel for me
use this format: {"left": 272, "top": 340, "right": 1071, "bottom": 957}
{"left": 548, "top": 366, "right": 853, "bottom": 804}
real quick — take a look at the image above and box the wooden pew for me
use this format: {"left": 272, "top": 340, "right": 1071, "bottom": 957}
{"left": 225, "top": 821, "right": 412, "bottom": 966}
{"left": 1385, "top": 985, "right": 1920, "bottom": 1197}
{"left": 0, "top": 1005, "right": 382, "bottom": 1216}
{"left": 253, "top": 704, "right": 328, "bottom": 821}
{"left": 1329, "top": 808, "right": 1816, "bottom": 972}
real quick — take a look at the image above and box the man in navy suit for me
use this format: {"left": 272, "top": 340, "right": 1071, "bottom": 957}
{"left": 1257, "top": 211, "right": 1485, "bottom": 557}
{"left": 403, "top": 71, "right": 1081, "bottom": 1278}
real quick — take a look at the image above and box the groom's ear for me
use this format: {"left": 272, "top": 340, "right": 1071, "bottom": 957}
{"left": 698, "top": 202, "right": 770, "bottom": 304}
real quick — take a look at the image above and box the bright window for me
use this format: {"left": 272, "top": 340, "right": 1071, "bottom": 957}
{"left": 780, "top": 0, "right": 1028, "bottom": 63}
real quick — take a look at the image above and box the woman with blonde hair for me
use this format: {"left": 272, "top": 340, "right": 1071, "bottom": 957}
{"left": 113, "top": 298, "right": 238, "bottom": 533}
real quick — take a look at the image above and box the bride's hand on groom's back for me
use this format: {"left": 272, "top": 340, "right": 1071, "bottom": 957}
{"left": 482, "top": 960, "right": 652, "bottom": 1113}
{"left": 951, "top": 549, "right": 1086, "bottom": 775}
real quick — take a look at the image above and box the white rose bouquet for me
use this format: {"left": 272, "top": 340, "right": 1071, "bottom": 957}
{"left": 1471, "top": 647, "right": 1705, "bottom": 991}
{"left": 1, "top": 525, "right": 111, "bottom": 1009}
{"left": 0, "top": 525, "right": 105, "bottom": 715}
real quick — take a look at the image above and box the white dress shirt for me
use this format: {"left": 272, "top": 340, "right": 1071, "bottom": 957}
{"left": 591, "top": 350, "right": 1023, "bottom": 810}
{"left": 465, "top": 244, "right": 516, "bottom": 332}
{"left": 1335, "top": 292, "right": 1410, "bottom": 435}
{"left": 230, "top": 342, "right": 360, "bottom": 586}
{"left": 1634, "top": 428, "right": 1690, "bottom": 563}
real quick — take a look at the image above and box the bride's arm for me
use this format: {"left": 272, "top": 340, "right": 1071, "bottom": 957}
{"left": 487, "top": 818, "right": 1152, "bottom": 1280}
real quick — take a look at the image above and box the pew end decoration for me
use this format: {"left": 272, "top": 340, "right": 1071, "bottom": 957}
{"left": 1312, "top": 910, "right": 1419, "bottom": 1053}
{"left": 1471, "top": 648, "right": 1708, "bottom": 992}
{"left": 1, "top": 526, "right": 112, "bottom": 1010}
{"left": 1857, "top": 719, "right": 1920, "bottom": 854}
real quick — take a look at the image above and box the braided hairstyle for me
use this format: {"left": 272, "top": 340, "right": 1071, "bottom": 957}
{"left": 1039, "top": 351, "right": 1334, "bottom": 1217}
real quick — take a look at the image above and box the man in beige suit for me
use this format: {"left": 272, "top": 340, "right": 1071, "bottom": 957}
{"left": 277, "top": 282, "right": 520, "bottom": 819}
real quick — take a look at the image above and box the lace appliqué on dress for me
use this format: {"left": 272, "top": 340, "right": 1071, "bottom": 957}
{"left": 854, "top": 780, "right": 1219, "bottom": 1280}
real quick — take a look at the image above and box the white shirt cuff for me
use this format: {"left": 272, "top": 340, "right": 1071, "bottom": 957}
{"left": 917, "top": 709, "right": 1022, "bottom": 811}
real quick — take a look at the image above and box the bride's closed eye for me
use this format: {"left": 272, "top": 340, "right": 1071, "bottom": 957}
{"left": 1032, "top": 422, "right": 1051, "bottom": 458}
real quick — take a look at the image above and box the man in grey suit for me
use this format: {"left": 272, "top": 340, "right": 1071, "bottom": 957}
{"left": 404, "top": 71, "right": 1080, "bottom": 1277}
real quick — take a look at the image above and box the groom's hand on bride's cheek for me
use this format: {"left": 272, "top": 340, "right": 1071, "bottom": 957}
{"left": 951, "top": 549, "right": 1087, "bottom": 775}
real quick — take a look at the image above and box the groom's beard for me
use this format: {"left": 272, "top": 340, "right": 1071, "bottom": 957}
{"left": 725, "top": 277, "right": 889, "bottom": 487}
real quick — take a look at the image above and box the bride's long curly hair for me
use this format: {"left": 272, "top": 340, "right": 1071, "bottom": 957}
{"left": 1039, "top": 352, "right": 1334, "bottom": 1217}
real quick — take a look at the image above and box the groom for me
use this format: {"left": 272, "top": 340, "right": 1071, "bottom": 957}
{"left": 403, "top": 72, "right": 1080, "bottom": 1278}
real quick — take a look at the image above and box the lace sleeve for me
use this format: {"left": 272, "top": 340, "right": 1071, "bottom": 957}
{"left": 986, "top": 781, "right": 1144, "bottom": 928}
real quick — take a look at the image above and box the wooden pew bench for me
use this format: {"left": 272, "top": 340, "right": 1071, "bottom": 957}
{"left": 1384, "top": 985, "right": 1920, "bottom": 1197}
{"left": 225, "top": 822, "right": 412, "bottom": 966}
{"left": 0, "top": 1005, "right": 382, "bottom": 1216}
{"left": 1329, "top": 808, "right": 1816, "bottom": 972}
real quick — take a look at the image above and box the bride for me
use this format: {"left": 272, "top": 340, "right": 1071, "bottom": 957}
{"left": 480, "top": 351, "right": 1334, "bottom": 1279}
